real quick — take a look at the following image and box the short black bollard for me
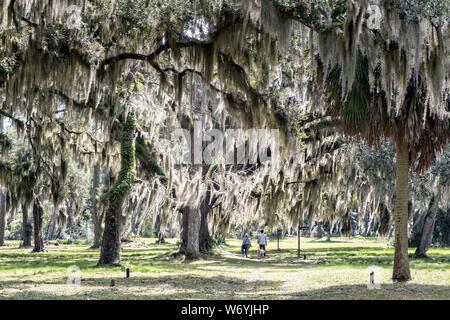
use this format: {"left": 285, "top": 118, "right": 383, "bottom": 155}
{"left": 126, "top": 267, "right": 130, "bottom": 278}
{"left": 110, "top": 279, "right": 115, "bottom": 287}
{"left": 303, "top": 254, "right": 306, "bottom": 260}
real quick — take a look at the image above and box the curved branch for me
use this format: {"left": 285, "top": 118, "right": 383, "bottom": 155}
{"left": 272, "top": 0, "right": 333, "bottom": 31}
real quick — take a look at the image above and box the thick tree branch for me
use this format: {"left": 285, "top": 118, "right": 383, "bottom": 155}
{"left": 272, "top": 0, "right": 333, "bottom": 31}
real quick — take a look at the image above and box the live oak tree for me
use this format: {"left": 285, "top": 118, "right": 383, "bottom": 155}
{"left": 410, "top": 148, "right": 450, "bottom": 258}
{"left": 98, "top": 112, "right": 136, "bottom": 265}
{"left": 1, "top": 0, "right": 448, "bottom": 281}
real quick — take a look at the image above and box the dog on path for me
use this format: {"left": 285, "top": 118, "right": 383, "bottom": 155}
{"left": 258, "top": 247, "right": 265, "bottom": 258}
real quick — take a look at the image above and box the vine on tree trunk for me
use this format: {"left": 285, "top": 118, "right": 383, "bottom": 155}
{"left": 109, "top": 113, "right": 137, "bottom": 211}
{"left": 98, "top": 113, "right": 137, "bottom": 266}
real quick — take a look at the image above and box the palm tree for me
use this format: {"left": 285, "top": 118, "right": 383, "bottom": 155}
{"left": 239, "top": 0, "right": 448, "bottom": 281}
{"left": 319, "top": 49, "right": 449, "bottom": 281}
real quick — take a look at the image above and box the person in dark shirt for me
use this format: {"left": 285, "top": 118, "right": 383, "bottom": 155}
{"left": 241, "top": 233, "right": 251, "bottom": 257}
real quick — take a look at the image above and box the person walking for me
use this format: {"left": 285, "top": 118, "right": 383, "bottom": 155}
{"left": 257, "top": 230, "right": 268, "bottom": 256}
{"left": 241, "top": 233, "right": 251, "bottom": 257}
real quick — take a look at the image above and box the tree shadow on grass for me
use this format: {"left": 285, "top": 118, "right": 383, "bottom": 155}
{"left": 1, "top": 244, "right": 449, "bottom": 276}
{"left": 307, "top": 239, "right": 353, "bottom": 243}
{"left": 208, "top": 248, "right": 450, "bottom": 271}
{"left": 2, "top": 275, "right": 449, "bottom": 300}
{"left": 0, "top": 274, "right": 284, "bottom": 300}
{"left": 284, "top": 283, "right": 450, "bottom": 300}
{"left": 0, "top": 244, "right": 179, "bottom": 273}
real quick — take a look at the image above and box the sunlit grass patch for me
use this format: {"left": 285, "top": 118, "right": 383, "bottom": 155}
{"left": 0, "top": 237, "right": 449, "bottom": 299}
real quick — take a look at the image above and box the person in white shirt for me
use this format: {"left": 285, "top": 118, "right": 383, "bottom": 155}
{"left": 257, "top": 230, "right": 268, "bottom": 256}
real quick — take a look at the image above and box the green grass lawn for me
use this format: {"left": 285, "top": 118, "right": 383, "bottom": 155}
{"left": 0, "top": 237, "right": 449, "bottom": 300}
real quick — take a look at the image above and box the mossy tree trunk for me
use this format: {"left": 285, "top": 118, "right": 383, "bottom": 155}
{"left": 21, "top": 203, "right": 32, "bottom": 247}
{"left": 154, "top": 213, "right": 166, "bottom": 244}
{"left": 98, "top": 113, "right": 136, "bottom": 266}
{"left": 186, "top": 206, "right": 201, "bottom": 259}
{"left": 178, "top": 205, "right": 201, "bottom": 259}
{"left": 65, "top": 200, "right": 74, "bottom": 238}
{"left": 47, "top": 206, "right": 59, "bottom": 240}
{"left": 91, "top": 163, "right": 103, "bottom": 248}
{"left": 392, "top": 138, "right": 412, "bottom": 282}
{"left": 0, "top": 189, "right": 6, "bottom": 247}
{"left": 378, "top": 202, "right": 390, "bottom": 238}
{"left": 180, "top": 195, "right": 218, "bottom": 258}
{"left": 32, "top": 196, "right": 45, "bottom": 252}
{"left": 179, "top": 206, "right": 190, "bottom": 253}
{"left": 199, "top": 189, "right": 219, "bottom": 253}
{"left": 92, "top": 213, "right": 104, "bottom": 249}
{"left": 199, "top": 202, "right": 211, "bottom": 253}
{"left": 324, "top": 219, "right": 332, "bottom": 241}
{"left": 413, "top": 196, "right": 438, "bottom": 259}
